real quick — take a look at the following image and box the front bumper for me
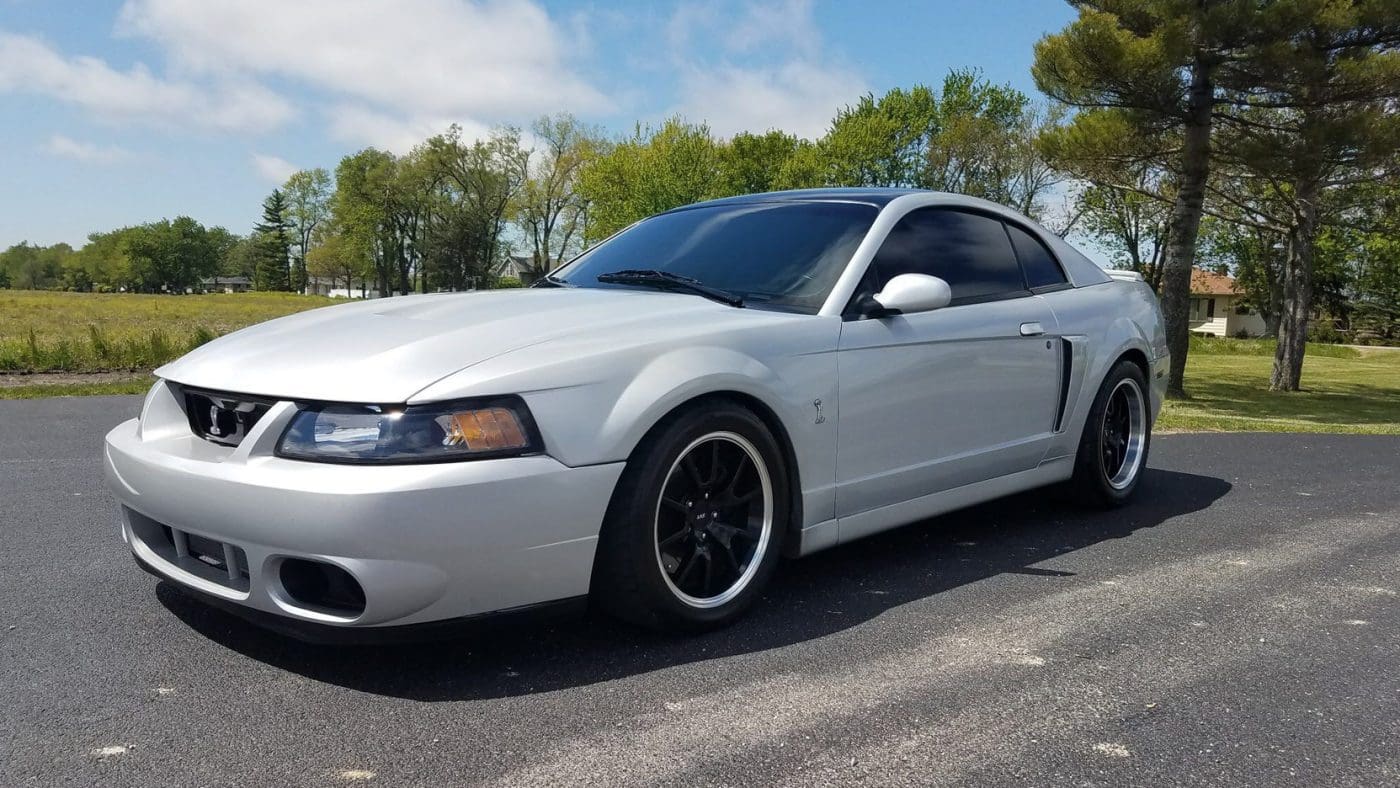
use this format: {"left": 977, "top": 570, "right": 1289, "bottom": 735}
{"left": 103, "top": 382, "right": 624, "bottom": 630}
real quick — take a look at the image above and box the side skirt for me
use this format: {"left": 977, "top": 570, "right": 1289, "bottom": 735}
{"left": 812, "top": 456, "right": 1075, "bottom": 551}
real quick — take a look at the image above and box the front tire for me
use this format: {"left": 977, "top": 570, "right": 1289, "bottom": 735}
{"left": 592, "top": 401, "right": 789, "bottom": 632}
{"left": 1069, "top": 359, "right": 1151, "bottom": 508}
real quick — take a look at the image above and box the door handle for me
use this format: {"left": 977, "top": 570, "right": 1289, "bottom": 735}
{"left": 1019, "top": 321, "right": 1045, "bottom": 337}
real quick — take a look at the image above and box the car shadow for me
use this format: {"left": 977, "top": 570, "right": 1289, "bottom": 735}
{"left": 156, "top": 468, "right": 1230, "bottom": 701}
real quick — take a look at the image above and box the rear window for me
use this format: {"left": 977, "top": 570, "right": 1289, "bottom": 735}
{"left": 1006, "top": 223, "right": 1067, "bottom": 290}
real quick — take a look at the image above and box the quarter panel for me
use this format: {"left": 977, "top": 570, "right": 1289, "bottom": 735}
{"left": 1038, "top": 280, "right": 1167, "bottom": 461}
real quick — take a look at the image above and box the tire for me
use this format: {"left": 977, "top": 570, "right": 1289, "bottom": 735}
{"left": 592, "top": 400, "right": 789, "bottom": 632}
{"left": 1068, "top": 359, "right": 1151, "bottom": 508}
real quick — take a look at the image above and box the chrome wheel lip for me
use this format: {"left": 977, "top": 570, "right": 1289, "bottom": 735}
{"left": 654, "top": 431, "right": 773, "bottom": 609}
{"left": 1101, "top": 377, "right": 1147, "bottom": 490}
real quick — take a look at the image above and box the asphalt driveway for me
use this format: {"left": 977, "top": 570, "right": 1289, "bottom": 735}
{"left": 2, "top": 396, "right": 1397, "bottom": 786}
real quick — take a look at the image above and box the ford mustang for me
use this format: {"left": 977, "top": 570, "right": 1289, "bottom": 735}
{"left": 103, "top": 188, "right": 1167, "bottom": 638}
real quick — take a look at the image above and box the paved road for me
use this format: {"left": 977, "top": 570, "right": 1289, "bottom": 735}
{"left": 3, "top": 396, "right": 1398, "bottom": 787}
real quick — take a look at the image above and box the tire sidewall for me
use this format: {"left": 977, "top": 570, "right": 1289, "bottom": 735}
{"left": 1079, "top": 361, "right": 1151, "bottom": 506}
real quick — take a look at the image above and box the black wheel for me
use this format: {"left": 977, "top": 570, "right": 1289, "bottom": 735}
{"left": 1069, "top": 359, "right": 1151, "bottom": 507}
{"left": 592, "top": 400, "right": 789, "bottom": 632}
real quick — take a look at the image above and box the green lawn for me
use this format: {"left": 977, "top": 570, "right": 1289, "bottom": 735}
{"left": 0, "top": 290, "right": 337, "bottom": 373}
{"left": 1158, "top": 345, "right": 1400, "bottom": 434}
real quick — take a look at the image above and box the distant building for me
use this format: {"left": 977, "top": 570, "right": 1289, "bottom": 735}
{"left": 306, "top": 276, "right": 374, "bottom": 299}
{"left": 200, "top": 275, "right": 253, "bottom": 294}
{"left": 497, "top": 255, "right": 540, "bottom": 283}
{"left": 1188, "top": 268, "right": 1268, "bottom": 337}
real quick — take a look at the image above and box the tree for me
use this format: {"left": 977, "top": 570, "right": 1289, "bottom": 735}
{"left": 578, "top": 118, "right": 721, "bottom": 240}
{"left": 306, "top": 228, "right": 371, "bottom": 297}
{"left": 1209, "top": 2, "right": 1400, "bottom": 390}
{"left": 797, "top": 71, "right": 1066, "bottom": 221}
{"left": 120, "top": 218, "right": 221, "bottom": 292}
{"left": 1076, "top": 175, "right": 1172, "bottom": 291}
{"left": 0, "top": 242, "right": 58, "bottom": 289}
{"left": 715, "top": 130, "right": 804, "bottom": 196}
{"left": 516, "top": 113, "right": 604, "bottom": 281}
{"left": 415, "top": 126, "right": 527, "bottom": 291}
{"left": 1034, "top": 1, "right": 1262, "bottom": 397}
{"left": 332, "top": 148, "right": 400, "bottom": 297}
{"left": 281, "top": 168, "right": 332, "bottom": 294}
{"left": 253, "top": 190, "right": 293, "bottom": 291}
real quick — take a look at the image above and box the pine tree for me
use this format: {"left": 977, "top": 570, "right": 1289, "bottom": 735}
{"left": 253, "top": 189, "right": 292, "bottom": 291}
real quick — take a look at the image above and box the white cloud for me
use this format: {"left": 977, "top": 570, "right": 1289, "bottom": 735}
{"left": 118, "top": 0, "right": 611, "bottom": 120}
{"left": 722, "top": 0, "right": 821, "bottom": 58}
{"left": 40, "top": 134, "right": 134, "bottom": 164}
{"left": 678, "top": 61, "right": 867, "bottom": 139}
{"left": 251, "top": 153, "right": 298, "bottom": 184}
{"left": 0, "top": 31, "right": 294, "bottom": 133}
{"left": 664, "top": 0, "right": 865, "bottom": 139}
{"left": 325, "top": 105, "right": 494, "bottom": 154}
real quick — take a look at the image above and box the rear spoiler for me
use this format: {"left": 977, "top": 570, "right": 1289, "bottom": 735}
{"left": 1106, "top": 269, "right": 1145, "bottom": 283}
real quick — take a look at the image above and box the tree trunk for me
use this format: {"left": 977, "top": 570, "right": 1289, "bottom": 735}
{"left": 1160, "top": 57, "right": 1215, "bottom": 399}
{"left": 1270, "top": 179, "right": 1319, "bottom": 392}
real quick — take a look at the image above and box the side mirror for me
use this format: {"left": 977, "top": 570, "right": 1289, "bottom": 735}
{"left": 872, "top": 274, "right": 952, "bottom": 315}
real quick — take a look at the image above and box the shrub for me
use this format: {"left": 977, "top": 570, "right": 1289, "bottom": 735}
{"left": 189, "top": 326, "right": 217, "bottom": 350}
{"left": 494, "top": 276, "right": 524, "bottom": 289}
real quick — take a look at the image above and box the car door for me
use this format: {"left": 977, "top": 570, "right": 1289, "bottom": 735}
{"left": 834, "top": 207, "right": 1062, "bottom": 520}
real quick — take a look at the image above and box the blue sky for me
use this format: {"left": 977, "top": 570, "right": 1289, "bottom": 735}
{"left": 0, "top": 0, "right": 1077, "bottom": 249}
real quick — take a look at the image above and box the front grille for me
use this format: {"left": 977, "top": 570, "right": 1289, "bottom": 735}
{"left": 126, "top": 508, "right": 250, "bottom": 592}
{"left": 181, "top": 387, "right": 274, "bottom": 447}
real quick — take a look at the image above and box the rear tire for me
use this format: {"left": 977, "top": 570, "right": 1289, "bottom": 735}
{"left": 1069, "top": 359, "right": 1151, "bottom": 508}
{"left": 592, "top": 400, "right": 789, "bottom": 632}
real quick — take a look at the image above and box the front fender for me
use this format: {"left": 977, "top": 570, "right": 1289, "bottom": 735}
{"left": 411, "top": 317, "right": 842, "bottom": 529}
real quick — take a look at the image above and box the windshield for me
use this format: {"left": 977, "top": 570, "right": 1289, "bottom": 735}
{"left": 554, "top": 201, "right": 878, "bottom": 313}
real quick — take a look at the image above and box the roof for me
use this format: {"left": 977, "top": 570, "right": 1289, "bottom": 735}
{"left": 1190, "top": 268, "right": 1240, "bottom": 296}
{"left": 673, "top": 188, "right": 928, "bottom": 212}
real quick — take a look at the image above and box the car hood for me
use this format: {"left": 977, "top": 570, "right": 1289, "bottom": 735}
{"left": 156, "top": 288, "right": 764, "bottom": 403}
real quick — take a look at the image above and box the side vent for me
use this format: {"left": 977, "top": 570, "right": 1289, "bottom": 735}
{"left": 1053, "top": 338, "right": 1073, "bottom": 433}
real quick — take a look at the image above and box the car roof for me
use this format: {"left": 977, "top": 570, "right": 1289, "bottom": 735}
{"left": 665, "top": 188, "right": 929, "bottom": 213}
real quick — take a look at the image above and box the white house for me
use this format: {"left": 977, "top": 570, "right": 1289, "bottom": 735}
{"left": 1189, "top": 268, "right": 1268, "bottom": 337}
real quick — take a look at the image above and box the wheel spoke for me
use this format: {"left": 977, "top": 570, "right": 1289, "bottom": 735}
{"left": 700, "top": 550, "right": 715, "bottom": 595}
{"left": 659, "top": 528, "right": 689, "bottom": 549}
{"left": 714, "top": 536, "right": 742, "bottom": 575}
{"left": 661, "top": 496, "right": 689, "bottom": 515}
{"left": 682, "top": 453, "right": 705, "bottom": 488}
{"left": 676, "top": 545, "right": 701, "bottom": 585}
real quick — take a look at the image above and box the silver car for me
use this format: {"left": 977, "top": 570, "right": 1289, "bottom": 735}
{"left": 103, "top": 188, "right": 1167, "bottom": 638}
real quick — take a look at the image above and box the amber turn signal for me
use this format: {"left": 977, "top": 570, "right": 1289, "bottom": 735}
{"left": 438, "top": 407, "right": 530, "bottom": 451}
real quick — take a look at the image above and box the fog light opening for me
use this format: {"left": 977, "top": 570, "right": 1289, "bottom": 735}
{"left": 278, "top": 559, "right": 366, "bottom": 617}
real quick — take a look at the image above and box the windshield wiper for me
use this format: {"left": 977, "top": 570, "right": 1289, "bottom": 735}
{"left": 531, "top": 272, "right": 572, "bottom": 288}
{"left": 595, "top": 269, "right": 744, "bottom": 307}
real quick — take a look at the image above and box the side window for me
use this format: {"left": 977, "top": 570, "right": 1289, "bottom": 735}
{"left": 1005, "top": 223, "right": 1068, "bottom": 290}
{"left": 870, "top": 209, "right": 1026, "bottom": 303}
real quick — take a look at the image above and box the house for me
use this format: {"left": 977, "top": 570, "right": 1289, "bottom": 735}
{"left": 497, "top": 255, "right": 540, "bottom": 283}
{"left": 199, "top": 275, "right": 252, "bottom": 294}
{"left": 305, "top": 276, "right": 375, "bottom": 299}
{"left": 1188, "top": 268, "right": 1267, "bottom": 337}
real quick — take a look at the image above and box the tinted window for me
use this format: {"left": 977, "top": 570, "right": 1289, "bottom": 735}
{"left": 557, "top": 202, "right": 877, "bottom": 313}
{"left": 870, "top": 209, "right": 1025, "bottom": 302}
{"left": 1006, "top": 223, "right": 1067, "bottom": 289}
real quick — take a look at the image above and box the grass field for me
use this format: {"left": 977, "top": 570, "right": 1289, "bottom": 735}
{"left": 2, "top": 290, "right": 1398, "bottom": 435}
{"left": 1158, "top": 343, "right": 1400, "bottom": 434}
{"left": 0, "top": 290, "right": 337, "bottom": 373}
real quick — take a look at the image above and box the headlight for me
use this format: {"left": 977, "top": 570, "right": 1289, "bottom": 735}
{"left": 275, "top": 396, "right": 542, "bottom": 464}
